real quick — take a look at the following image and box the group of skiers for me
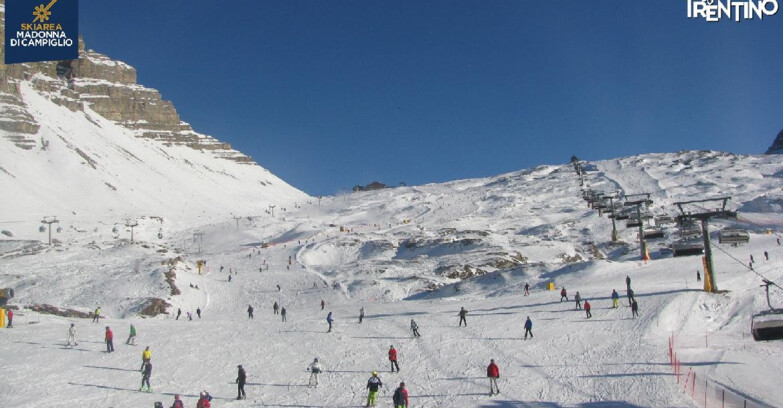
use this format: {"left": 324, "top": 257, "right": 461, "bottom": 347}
{"left": 556, "top": 275, "right": 639, "bottom": 319}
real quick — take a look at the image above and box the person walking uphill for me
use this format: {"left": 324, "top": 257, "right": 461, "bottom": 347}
{"left": 487, "top": 359, "right": 500, "bottom": 396}
{"left": 140, "top": 361, "right": 152, "bottom": 392}
{"left": 389, "top": 345, "right": 400, "bottom": 372}
{"left": 366, "top": 372, "right": 383, "bottom": 407}
{"left": 326, "top": 312, "right": 333, "bottom": 332}
{"left": 458, "top": 307, "right": 468, "bottom": 326}
{"left": 393, "top": 382, "right": 409, "bottom": 408}
{"left": 560, "top": 287, "right": 568, "bottom": 302}
{"left": 236, "top": 365, "right": 246, "bottom": 400}
{"left": 524, "top": 316, "right": 533, "bottom": 340}
{"left": 105, "top": 326, "right": 114, "bottom": 352}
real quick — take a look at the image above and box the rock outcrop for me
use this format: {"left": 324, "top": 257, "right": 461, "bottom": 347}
{"left": 765, "top": 130, "right": 783, "bottom": 155}
{"left": 0, "top": 0, "right": 254, "bottom": 163}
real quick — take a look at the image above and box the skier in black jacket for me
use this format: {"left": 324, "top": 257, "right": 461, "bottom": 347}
{"left": 236, "top": 365, "right": 246, "bottom": 400}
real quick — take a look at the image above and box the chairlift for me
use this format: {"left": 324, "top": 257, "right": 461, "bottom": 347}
{"left": 56, "top": 226, "right": 62, "bottom": 233}
{"left": 39, "top": 225, "right": 46, "bottom": 233}
{"left": 718, "top": 229, "right": 750, "bottom": 245}
{"left": 751, "top": 279, "right": 783, "bottom": 341}
{"left": 671, "top": 239, "right": 704, "bottom": 257}
{"left": 642, "top": 227, "right": 664, "bottom": 239}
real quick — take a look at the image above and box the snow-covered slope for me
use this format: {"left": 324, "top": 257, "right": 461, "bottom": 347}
{"left": 1, "top": 150, "right": 782, "bottom": 407}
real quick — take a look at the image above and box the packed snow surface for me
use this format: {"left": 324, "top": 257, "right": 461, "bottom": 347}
{"left": 1, "top": 151, "right": 783, "bottom": 408}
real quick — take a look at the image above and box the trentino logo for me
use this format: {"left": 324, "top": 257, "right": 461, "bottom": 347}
{"left": 5, "top": 0, "right": 79, "bottom": 64}
{"left": 686, "top": 0, "right": 779, "bottom": 22}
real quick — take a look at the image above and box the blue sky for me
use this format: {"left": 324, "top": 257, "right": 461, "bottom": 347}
{"left": 79, "top": 1, "right": 783, "bottom": 196}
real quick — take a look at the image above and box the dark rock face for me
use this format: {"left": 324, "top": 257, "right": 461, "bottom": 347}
{"left": 0, "top": 0, "right": 253, "bottom": 163}
{"left": 765, "top": 130, "right": 783, "bottom": 155}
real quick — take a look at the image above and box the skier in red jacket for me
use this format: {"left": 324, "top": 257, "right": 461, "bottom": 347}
{"left": 105, "top": 326, "right": 114, "bottom": 352}
{"left": 584, "top": 300, "right": 592, "bottom": 318}
{"left": 392, "top": 382, "right": 409, "bottom": 408}
{"left": 388, "top": 345, "right": 399, "bottom": 372}
{"left": 487, "top": 359, "right": 500, "bottom": 395}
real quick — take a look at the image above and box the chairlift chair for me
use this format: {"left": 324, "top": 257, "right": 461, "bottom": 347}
{"left": 626, "top": 218, "right": 643, "bottom": 228}
{"left": 39, "top": 225, "right": 46, "bottom": 233}
{"left": 56, "top": 226, "right": 62, "bottom": 233}
{"left": 643, "top": 226, "right": 665, "bottom": 239}
{"left": 752, "top": 279, "right": 783, "bottom": 341}
{"left": 718, "top": 229, "right": 750, "bottom": 245}
{"left": 671, "top": 239, "right": 704, "bottom": 257}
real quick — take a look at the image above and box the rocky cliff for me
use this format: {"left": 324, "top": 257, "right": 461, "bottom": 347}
{"left": 765, "top": 129, "right": 783, "bottom": 155}
{"left": 0, "top": 0, "right": 252, "bottom": 163}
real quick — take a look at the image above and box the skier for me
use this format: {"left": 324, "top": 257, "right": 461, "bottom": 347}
{"left": 66, "top": 323, "right": 78, "bottom": 346}
{"left": 277, "top": 284, "right": 282, "bottom": 292}
{"left": 631, "top": 299, "right": 639, "bottom": 318}
{"left": 236, "top": 365, "right": 246, "bottom": 400}
{"left": 321, "top": 299, "right": 325, "bottom": 310}
{"left": 410, "top": 319, "right": 421, "bottom": 337}
{"left": 560, "top": 287, "right": 568, "bottom": 302}
{"left": 359, "top": 307, "right": 365, "bottom": 324}
{"left": 627, "top": 288, "right": 635, "bottom": 307}
{"left": 584, "top": 300, "right": 592, "bottom": 318}
{"left": 176, "top": 308, "right": 182, "bottom": 320}
{"left": 524, "top": 316, "right": 533, "bottom": 340}
{"left": 392, "top": 381, "right": 409, "bottom": 408}
{"left": 611, "top": 289, "right": 620, "bottom": 308}
{"left": 170, "top": 394, "right": 184, "bottom": 408}
{"left": 273, "top": 302, "right": 279, "bottom": 315}
{"left": 196, "top": 392, "right": 211, "bottom": 408}
{"left": 140, "top": 361, "right": 152, "bottom": 392}
{"left": 389, "top": 345, "right": 400, "bottom": 372}
{"left": 764, "top": 251, "right": 769, "bottom": 261}
{"left": 696, "top": 271, "right": 701, "bottom": 282}
{"left": 141, "top": 346, "right": 152, "bottom": 371}
{"left": 196, "top": 307, "right": 202, "bottom": 318}
{"left": 750, "top": 254, "right": 755, "bottom": 264}
{"left": 487, "top": 359, "right": 500, "bottom": 396}
{"left": 458, "top": 307, "right": 468, "bottom": 327}
{"left": 6, "top": 309, "right": 12, "bottom": 328}
{"left": 524, "top": 282, "right": 530, "bottom": 296}
{"left": 228, "top": 275, "right": 232, "bottom": 282}
{"left": 366, "top": 372, "right": 383, "bottom": 407}
{"left": 574, "top": 291, "right": 582, "bottom": 309}
{"left": 248, "top": 305, "right": 254, "bottom": 319}
{"left": 626, "top": 275, "right": 631, "bottom": 290}
{"left": 281, "top": 307, "right": 287, "bottom": 322}
{"left": 326, "top": 312, "right": 334, "bottom": 332}
{"left": 187, "top": 312, "right": 193, "bottom": 321}
{"left": 105, "top": 326, "right": 114, "bottom": 352}
{"left": 126, "top": 324, "right": 137, "bottom": 345}
{"left": 93, "top": 307, "right": 101, "bottom": 323}
{"left": 308, "top": 357, "right": 322, "bottom": 387}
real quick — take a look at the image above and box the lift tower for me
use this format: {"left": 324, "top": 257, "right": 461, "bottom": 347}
{"left": 673, "top": 197, "right": 736, "bottom": 292}
{"left": 623, "top": 193, "right": 653, "bottom": 260}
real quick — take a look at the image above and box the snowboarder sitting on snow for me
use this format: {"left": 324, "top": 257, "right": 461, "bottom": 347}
{"left": 560, "top": 287, "right": 568, "bottom": 302}
{"left": 392, "top": 382, "right": 409, "bottom": 408}
{"left": 487, "top": 359, "right": 500, "bottom": 395}
{"left": 366, "top": 372, "right": 383, "bottom": 407}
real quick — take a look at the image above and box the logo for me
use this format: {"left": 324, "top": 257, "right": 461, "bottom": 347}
{"left": 5, "top": 0, "right": 79, "bottom": 64}
{"left": 687, "top": 0, "right": 779, "bottom": 22}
